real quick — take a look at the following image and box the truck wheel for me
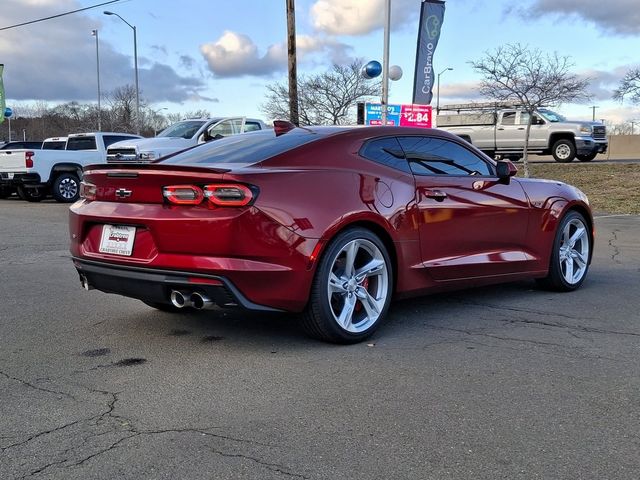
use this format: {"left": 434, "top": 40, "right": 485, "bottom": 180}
{"left": 577, "top": 152, "right": 597, "bottom": 162}
{"left": 17, "top": 186, "right": 45, "bottom": 202}
{"left": 53, "top": 173, "right": 80, "bottom": 203}
{"left": 552, "top": 139, "right": 576, "bottom": 163}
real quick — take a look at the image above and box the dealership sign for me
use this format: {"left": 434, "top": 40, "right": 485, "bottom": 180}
{"left": 364, "top": 103, "right": 433, "bottom": 128}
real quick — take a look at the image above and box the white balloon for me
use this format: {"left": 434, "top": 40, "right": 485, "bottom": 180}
{"left": 389, "top": 65, "right": 403, "bottom": 81}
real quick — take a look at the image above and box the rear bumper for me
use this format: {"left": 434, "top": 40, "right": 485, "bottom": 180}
{"left": 0, "top": 172, "right": 42, "bottom": 188}
{"left": 72, "top": 258, "right": 284, "bottom": 312}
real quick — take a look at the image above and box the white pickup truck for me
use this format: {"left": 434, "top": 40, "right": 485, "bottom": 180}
{"left": 106, "top": 117, "right": 267, "bottom": 163}
{"left": 0, "top": 132, "right": 141, "bottom": 202}
{"left": 437, "top": 104, "right": 608, "bottom": 163}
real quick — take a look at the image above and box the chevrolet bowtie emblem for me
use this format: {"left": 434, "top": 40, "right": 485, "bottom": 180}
{"left": 115, "top": 188, "right": 132, "bottom": 199}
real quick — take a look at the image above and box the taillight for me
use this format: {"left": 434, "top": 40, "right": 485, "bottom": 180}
{"left": 163, "top": 185, "right": 204, "bottom": 205}
{"left": 80, "top": 181, "right": 97, "bottom": 201}
{"left": 25, "top": 151, "right": 34, "bottom": 168}
{"left": 204, "top": 184, "right": 254, "bottom": 206}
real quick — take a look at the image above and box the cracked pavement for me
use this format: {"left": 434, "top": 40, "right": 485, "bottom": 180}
{"left": 1, "top": 199, "right": 639, "bottom": 479}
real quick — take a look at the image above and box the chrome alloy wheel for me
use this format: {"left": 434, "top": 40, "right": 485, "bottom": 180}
{"left": 59, "top": 177, "right": 79, "bottom": 200}
{"left": 555, "top": 144, "right": 572, "bottom": 161}
{"left": 558, "top": 218, "right": 589, "bottom": 285}
{"left": 327, "top": 239, "right": 389, "bottom": 333}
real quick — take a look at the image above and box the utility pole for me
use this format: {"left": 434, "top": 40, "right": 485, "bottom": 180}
{"left": 381, "top": 0, "right": 390, "bottom": 126}
{"left": 286, "top": 0, "right": 299, "bottom": 126}
{"left": 92, "top": 29, "right": 102, "bottom": 131}
{"left": 590, "top": 105, "right": 599, "bottom": 121}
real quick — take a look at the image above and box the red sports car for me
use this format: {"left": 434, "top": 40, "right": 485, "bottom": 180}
{"left": 69, "top": 125, "right": 593, "bottom": 343}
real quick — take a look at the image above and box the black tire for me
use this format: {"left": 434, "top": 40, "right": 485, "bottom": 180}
{"left": 301, "top": 227, "right": 393, "bottom": 343}
{"left": 52, "top": 172, "right": 80, "bottom": 203}
{"left": 0, "top": 187, "right": 14, "bottom": 199}
{"left": 552, "top": 139, "right": 576, "bottom": 163}
{"left": 142, "top": 301, "right": 186, "bottom": 313}
{"left": 536, "top": 211, "right": 591, "bottom": 292}
{"left": 17, "top": 186, "right": 45, "bottom": 202}
{"left": 577, "top": 152, "right": 597, "bottom": 162}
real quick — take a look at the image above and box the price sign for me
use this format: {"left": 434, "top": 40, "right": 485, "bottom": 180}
{"left": 365, "top": 103, "right": 432, "bottom": 128}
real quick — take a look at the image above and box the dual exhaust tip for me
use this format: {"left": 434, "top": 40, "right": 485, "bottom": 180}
{"left": 170, "top": 290, "right": 214, "bottom": 310}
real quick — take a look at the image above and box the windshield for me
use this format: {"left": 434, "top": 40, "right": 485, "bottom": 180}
{"left": 157, "top": 120, "right": 207, "bottom": 139}
{"left": 538, "top": 109, "right": 566, "bottom": 123}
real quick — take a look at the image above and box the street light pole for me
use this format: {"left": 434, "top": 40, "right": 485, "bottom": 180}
{"left": 590, "top": 105, "right": 599, "bottom": 122}
{"left": 436, "top": 67, "right": 453, "bottom": 114}
{"left": 104, "top": 11, "right": 140, "bottom": 135}
{"left": 381, "top": 0, "right": 391, "bottom": 126}
{"left": 91, "top": 29, "right": 101, "bottom": 131}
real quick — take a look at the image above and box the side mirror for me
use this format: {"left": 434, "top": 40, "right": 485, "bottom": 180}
{"left": 496, "top": 160, "right": 517, "bottom": 183}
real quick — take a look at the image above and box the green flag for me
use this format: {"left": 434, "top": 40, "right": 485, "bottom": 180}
{"left": 0, "top": 64, "right": 5, "bottom": 124}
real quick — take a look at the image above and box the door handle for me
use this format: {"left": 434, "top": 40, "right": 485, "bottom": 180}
{"left": 422, "top": 189, "right": 447, "bottom": 202}
{"left": 497, "top": 128, "right": 505, "bottom": 131}
{"left": 517, "top": 127, "right": 525, "bottom": 130}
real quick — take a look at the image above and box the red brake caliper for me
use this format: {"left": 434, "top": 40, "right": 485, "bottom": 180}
{"left": 355, "top": 277, "right": 370, "bottom": 312}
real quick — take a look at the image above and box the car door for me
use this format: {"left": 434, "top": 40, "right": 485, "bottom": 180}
{"left": 397, "top": 135, "right": 532, "bottom": 281}
{"left": 519, "top": 111, "right": 547, "bottom": 149}
{"left": 494, "top": 110, "right": 524, "bottom": 150}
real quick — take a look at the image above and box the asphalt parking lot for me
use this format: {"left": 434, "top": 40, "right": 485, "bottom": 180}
{"left": 1, "top": 199, "right": 639, "bottom": 479}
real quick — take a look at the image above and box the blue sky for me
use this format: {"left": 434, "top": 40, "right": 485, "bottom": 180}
{"left": 2, "top": 0, "right": 640, "bottom": 124}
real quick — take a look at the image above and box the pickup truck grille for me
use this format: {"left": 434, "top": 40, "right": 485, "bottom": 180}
{"left": 593, "top": 125, "right": 606, "bottom": 140}
{"left": 106, "top": 148, "right": 138, "bottom": 163}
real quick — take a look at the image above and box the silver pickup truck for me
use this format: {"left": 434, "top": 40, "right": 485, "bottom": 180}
{"left": 436, "top": 105, "right": 608, "bottom": 163}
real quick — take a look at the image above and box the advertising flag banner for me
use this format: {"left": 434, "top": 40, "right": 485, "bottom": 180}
{"left": 412, "top": 1, "right": 445, "bottom": 105}
{"left": 0, "top": 64, "right": 5, "bottom": 124}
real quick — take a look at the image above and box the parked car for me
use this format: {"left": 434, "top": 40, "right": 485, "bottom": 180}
{"left": 0, "top": 141, "right": 43, "bottom": 150}
{"left": 437, "top": 103, "right": 608, "bottom": 162}
{"left": 0, "top": 132, "right": 141, "bottom": 202}
{"left": 106, "top": 117, "right": 267, "bottom": 164}
{"left": 70, "top": 125, "right": 593, "bottom": 343}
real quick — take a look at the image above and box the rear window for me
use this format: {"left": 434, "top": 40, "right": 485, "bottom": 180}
{"left": 66, "top": 137, "right": 97, "bottom": 151}
{"left": 42, "top": 141, "right": 66, "bottom": 150}
{"left": 160, "top": 129, "right": 321, "bottom": 166}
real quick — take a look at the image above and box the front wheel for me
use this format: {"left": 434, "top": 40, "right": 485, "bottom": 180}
{"left": 552, "top": 139, "right": 576, "bottom": 163}
{"left": 536, "top": 211, "right": 591, "bottom": 291}
{"left": 302, "top": 228, "right": 393, "bottom": 343}
{"left": 577, "top": 152, "right": 598, "bottom": 162}
{"left": 52, "top": 173, "right": 80, "bottom": 203}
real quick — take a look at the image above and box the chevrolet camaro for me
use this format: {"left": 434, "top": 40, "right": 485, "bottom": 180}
{"left": 69, "top": 125, "right": 593, "bottom": 343}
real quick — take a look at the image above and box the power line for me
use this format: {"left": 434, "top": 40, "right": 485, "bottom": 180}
{"left": 0, "top": 0, "right": 123, "bottom": 31}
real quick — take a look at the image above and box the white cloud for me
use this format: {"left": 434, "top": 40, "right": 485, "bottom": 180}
{"left": 200, "top": 31, "right": 352, "bottom": 77}
{"left": 0, "top": 0, "right": 207, "bottom": 103}
{"left": 513, "top": 0, "right": 640, "bottom": 36}
{"left": 310, "top": 0, "right": 421, "bottom": 36}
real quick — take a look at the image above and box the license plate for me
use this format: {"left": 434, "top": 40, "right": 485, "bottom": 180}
{"left": 99, "top": 225, "right": 136, "bottom": 256}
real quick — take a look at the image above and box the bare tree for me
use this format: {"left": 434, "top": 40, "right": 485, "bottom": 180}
{"left": 613, "top": 68, "right": 640, "bottom": 105}
{"left": 470, "top": 44, "right": 590, "bottom": 177}
{"left": 262, "top": 61, "right": 381, "bottom": 126}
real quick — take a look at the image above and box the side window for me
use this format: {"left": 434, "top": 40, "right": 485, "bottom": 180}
{"left": 501, "top": 111, "right": 516, "bottom": 125}
{"left": 244, "top": 122, "right": 262, "bottom": 132}
{"left": 519, "top": 112, "right": 530, "bottom": 125}
{"left": 103, "top": 135, "right": 126, "bottom": 148}
{"left": 397, "top": 136, "right": 492, "bottom": 176}
{"left": 359, "top": 137, "right": 411, "bottom": 173}
{"left": 66, "top": 137, "right": 97, "bottom": 151}
{"left": 209, "top": 120, "right": 235, "bottom": 137}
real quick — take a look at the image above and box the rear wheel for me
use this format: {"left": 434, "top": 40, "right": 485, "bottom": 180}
{"left": 302, "top": 228, "right": 393, "bottom": 343}
{"left": 577, "top": 152, "right": 597, "bottom": 162}
{"left": 536, "top": 211, "right": 591, "bottom": 291}
{"left": 52, "top": 172, "right": 80, "bottom": 203}
{"left": 552, "top": 139, "right": 576, "bottom": 163}
{"left": 0, "top": 186, "right": 14, "bottom": 199}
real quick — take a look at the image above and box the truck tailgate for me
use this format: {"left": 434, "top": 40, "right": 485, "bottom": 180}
{"left": 0, "top": 151, "right": 27, "bottom": 172}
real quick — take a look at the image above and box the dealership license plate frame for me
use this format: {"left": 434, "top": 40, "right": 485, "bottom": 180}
{"left": 98, "top": 224, "right": 136, "bottom": 256}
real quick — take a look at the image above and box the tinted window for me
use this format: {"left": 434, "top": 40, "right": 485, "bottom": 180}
{"left": 103, "top": 135, "right": 136, "bottom": 148}
{"left": 42, "top": 141, "right": 66, "bottom": 150}
{"left": 501, "top": 111, "right": 516, "bottom": 125}
{"left": 160, "top": 129, "right": 321, "bottom": 166}
{"left": 244, "top": 122, "right": 262, "bottom": 132}
{"left": 360, "top": 137, "right": 411, "bottom": 173}
{"left": 398, "top": 136, "right": 492, "bottom": 176}
{"left": 157, "top": 120, "right": 207, "bottom": 139}
{"left": 66, "top": 137, "right": 97, "bottom": 151}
